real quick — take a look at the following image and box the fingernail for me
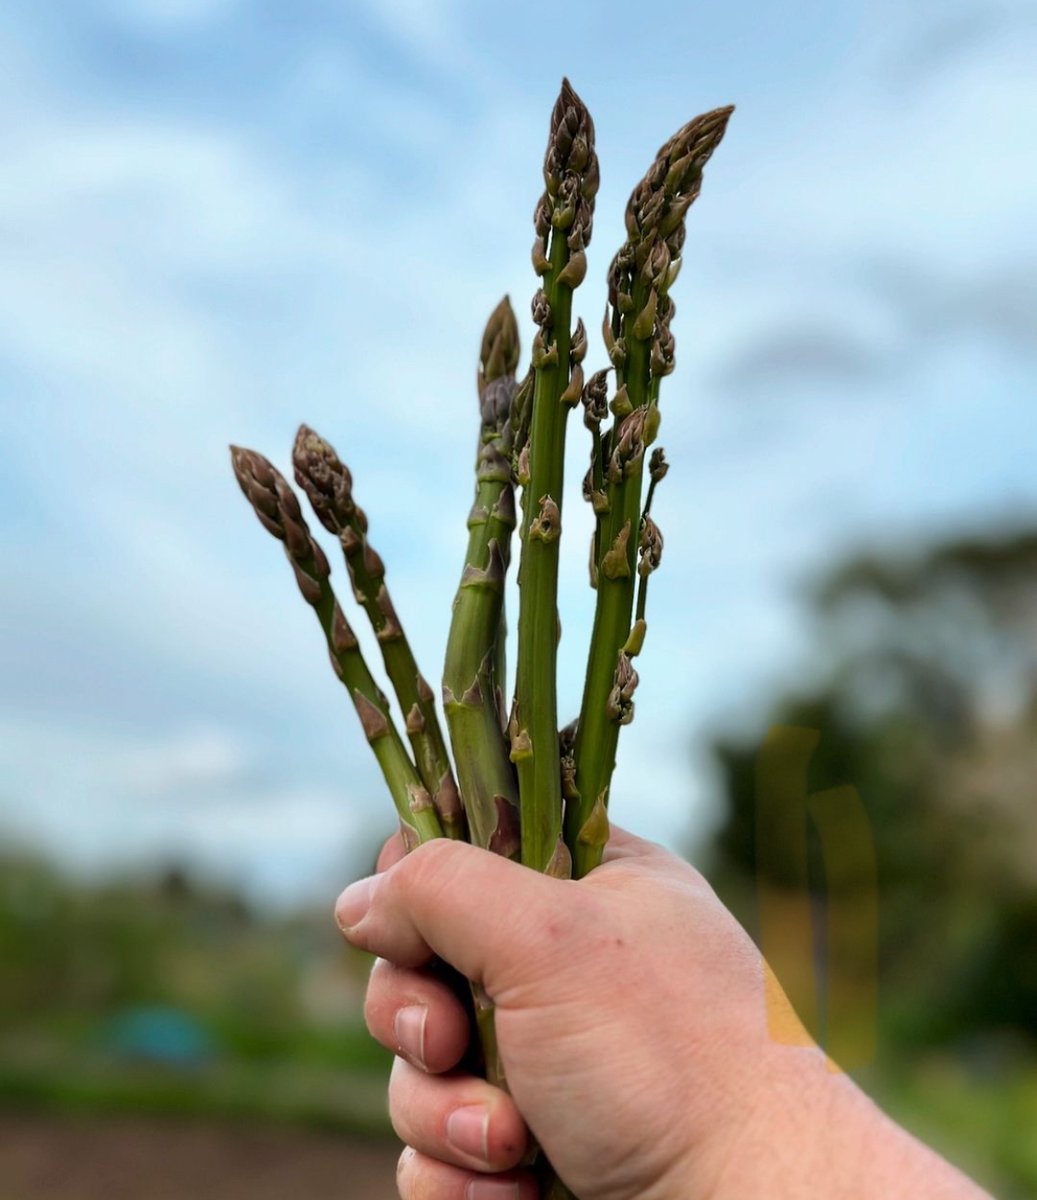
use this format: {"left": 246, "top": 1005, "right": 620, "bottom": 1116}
{"left": 446, "top": 1104, "right": 490, "bottom": 1162}
{"left": 465, "top": 1179, "right": 520, "bottom": 1199}
{"left": 394, "top": 1005, "right": 427, "bottom": 1069}
{"left": 335, "top": 876, "right": 375, "bottom": 932}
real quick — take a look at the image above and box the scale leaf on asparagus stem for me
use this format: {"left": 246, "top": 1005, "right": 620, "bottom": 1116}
{"left": 513, "top": 77, "right": 599, "bottom": 877}
{"left": 442, "top": 296, "right": 522, "bottom": 856}
{"left": 292, "top": 426, "right": 465, "bottom": 840}
{"left": 230, "top": 446, "right": 443, "bottom": 847}
{"left": 568, "top": 104, "right": 733, "bottom": 879}
{"left": 229, "top": 82, "right": 734, "bottom": 1200}
{"left": 233, "top": 443, "right": 511, "bottom": 1088}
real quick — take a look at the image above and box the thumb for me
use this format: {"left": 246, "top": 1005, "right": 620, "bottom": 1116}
{"left": 335, "top": 839, "right": 588, "bottom": 991}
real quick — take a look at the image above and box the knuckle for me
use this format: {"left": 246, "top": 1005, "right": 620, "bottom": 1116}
{"left": 362, "top": 988, "right": 377, "bottom": 1034}
{"left": 395, "top": 1145, "right": 416, "bottom": 1195}
{"left": 387, "top": 1080, "right": 408, "bottom": 1143}
{"left": 366, "top": 955, "right": 392, "bottom": 997}
{"left": 545, "top": 879, "right": 599, "bottom": 936}
{"left": 362, "top": 964, "right": 385, "bottom": 1034}
{"left": 394, "top": 838, "right": 456, "bottom": 906}
{"left": 387, "top": 1054, "right": 405, "bottom": 1100}
{"left": 387, "top": 1056, "right": 416, "bottom": 1139}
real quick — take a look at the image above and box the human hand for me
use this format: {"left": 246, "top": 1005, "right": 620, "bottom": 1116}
{"left": 336, "top": 827, "right": 990, "bottom": 1200}
{"left": 336, "top": 827, "right": 829, "bottom": 1199}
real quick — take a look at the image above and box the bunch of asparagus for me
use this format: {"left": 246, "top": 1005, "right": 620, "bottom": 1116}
{"left": 232, "top": 78, "right": 731, "bottom": 1198}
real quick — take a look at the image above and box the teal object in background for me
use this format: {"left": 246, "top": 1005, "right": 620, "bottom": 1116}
{"left": 103, "top": 1006, "right": 215, "bottom": 1067}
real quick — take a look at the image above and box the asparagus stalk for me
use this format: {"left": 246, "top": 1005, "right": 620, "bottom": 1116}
{"left": 230, "top": 447, "right": 443, "bottom": 847}
{"left": 233, "top": 447, "right": 507, "bottom": 1093}
{"left": 568, "top": 106, "right": 733, "bottom": 879}
{"left": 513, "top": 78, "right": 599, "bottom": 876}
{"left": 442, "top": 297, "right": 522, "bottom": 855}
{"left": 292, "top": 426, "right": 465, "bottom": 841}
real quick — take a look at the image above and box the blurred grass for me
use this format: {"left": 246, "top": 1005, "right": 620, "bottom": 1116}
{"left": 0, "top": 1057, "right": 390, "bottom": 1133}
{"left": 0, "top": 851, "right": 393, "bottom": 1136}
{"left": 873, "top": 1053, "right": 1037, "bottom": 1199}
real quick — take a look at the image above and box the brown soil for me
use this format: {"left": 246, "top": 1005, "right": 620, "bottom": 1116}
{"left": 0, "top": 1114, "right": 401, "bottom": 1200}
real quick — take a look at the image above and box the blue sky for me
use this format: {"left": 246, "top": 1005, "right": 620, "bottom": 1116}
{"left": 1, "top": 0, "right": 1035, "bottom": 904}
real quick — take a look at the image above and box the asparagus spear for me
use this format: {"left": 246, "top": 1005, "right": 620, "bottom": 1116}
{"left": 568, "top": 106, "right": 733, "bottom": 879}
{"left": 230, "top": 446, "right": 443, "bottom": 847}
{"left": 292, "top": 426, "right": 465, "bottom": 841}
{"left": 234, "top": 447, "right": 510, "bottom": 1092}
{"left": 513, "top": 78, "right": 599, "bottom": 876}
{"left": 442, "top": 297, "right": 522, "bottom": 855}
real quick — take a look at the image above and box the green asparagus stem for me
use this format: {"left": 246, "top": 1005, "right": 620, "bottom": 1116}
{"left": 230, "top": 446, "right": 443, "bottom": 847}
{"left": 440, "top": 302, "right": 531, "bottom": 1096}
{"left": 568, "top": 105, "right": 733, "bottom": 879}
{"left": 292, "top": 426, "right": 465, "bottom": 840}
{"left": 513, "top": 77, "right": 599, "bottom": 876}
{"left": 442, "top": 296, "right": 522, "bottom": 855}
{"left": 234, "top": 447, "right": 509, "bottom": 1096}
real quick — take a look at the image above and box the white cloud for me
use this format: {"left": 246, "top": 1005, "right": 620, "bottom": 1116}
{"left": 117, "top": 727, "right": 250, "bottom": 795}
{"left": 0, "top": 714, "right": 378, "bottom": 906}
{"left": 2, "top": 0, "right": 1036, "bottom": 899}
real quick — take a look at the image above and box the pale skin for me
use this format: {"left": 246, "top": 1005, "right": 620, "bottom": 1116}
{"left": 336, "top": 826, "right": 993, "bottom": 1200}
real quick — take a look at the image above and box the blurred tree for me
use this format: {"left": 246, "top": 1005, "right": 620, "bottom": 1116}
{"left": 704, "top": 529, "right": 1037, "bottom": 1049}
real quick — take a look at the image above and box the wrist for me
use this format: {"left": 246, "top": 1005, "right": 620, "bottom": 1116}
{"left": 660, "top": 1044, "right": 856, "bottom": 1200}
{"left": 673, "top": 1047, "right": 991, "bottom": 1200}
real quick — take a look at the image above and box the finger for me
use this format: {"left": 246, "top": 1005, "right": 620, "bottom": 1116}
{"left": 335, "top": 840, "right": 590, "bottom": 989}
{"left": 365, "top": 958, "right": 470, "bottom": 1074}
{"left": 396, "top": 1146, "right": 538, "bottom": 1200}
{"left": 376, "top": 830, "right": 408, "bottom": 873}
{"left": 389, "top": 1057, "right": 529, "bottom": 1173}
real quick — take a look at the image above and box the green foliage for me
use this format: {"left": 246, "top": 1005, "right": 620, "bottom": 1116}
{"left": 703, "top": 527, "right": 1037, "bottom": 1196}
{"left": 707, "top": 528, "right": 1037, "bottom": 1045}
{"left": 0, "top": 852, "right": 390, "bottom": 1130}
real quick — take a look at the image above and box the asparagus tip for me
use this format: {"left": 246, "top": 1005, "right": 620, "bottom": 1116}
{"left": 230, "top": 444, "right": 277, "bottom": 498}
{"left": 479, "top": 295, "right": 521, "bottom": 389}
{"left": 292, "top": 424, "right": 357, "bottom": 538}
{"left": 537, "top": 74, "right": 598, "bottom": 257}
{"left": 293, "top": 422, "right": 329, "bottom": 467}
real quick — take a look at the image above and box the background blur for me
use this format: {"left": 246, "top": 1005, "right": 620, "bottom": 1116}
{"left": 2, "top": 0, "right": 1035, "bottom": 1196}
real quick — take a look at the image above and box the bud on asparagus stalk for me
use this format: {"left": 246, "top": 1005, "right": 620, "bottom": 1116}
{"left": 229, "top": 85, "right": 734, "bottom": 1200}
{"left": 292, "top": 426, "right": 465, "bottom": 840}
{"left": 514, "top": 77, "right": 599, "bottom": 876}
{"left": 568, "top": 106, "right": 733, "bottom": 879}
{"left": 634, "top": 450, "right": 667, "bottom": 627}
{"left": 580, "top": 368, "right": 611, "bottom": 587}
{"left": 442, "top": 297, "right": 522, "bottom": 856}
{"left": 230, "top": 447, "right": 443, "bottom": 847}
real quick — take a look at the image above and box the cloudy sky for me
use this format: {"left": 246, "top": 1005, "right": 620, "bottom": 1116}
{"left": 1, "top": 0, "right": 1034, "bottom": 905}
